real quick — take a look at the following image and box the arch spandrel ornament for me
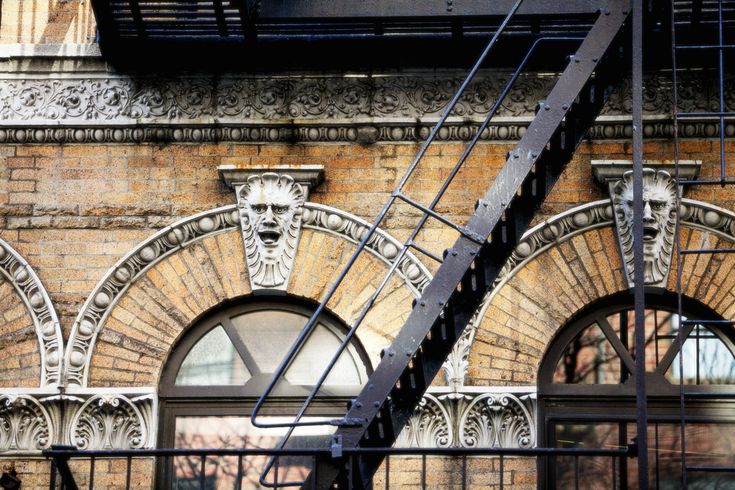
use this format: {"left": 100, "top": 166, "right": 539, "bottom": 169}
{"left": 64, "top": 201, "right": 433, "bottom": 388}
{"left": 0, "top": 239, "right": 63, "bottom": 387}
{"left": 466, "top": 198, "right": 735, "bottom": 387}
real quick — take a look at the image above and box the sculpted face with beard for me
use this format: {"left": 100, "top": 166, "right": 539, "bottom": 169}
{"left": 238, "top": 173, "right": 305, "bottom": 289}
{"left": 613, "top": 169, "right": 676, "bottom": 286}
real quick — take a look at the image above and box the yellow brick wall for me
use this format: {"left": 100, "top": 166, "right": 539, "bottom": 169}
{"left": 0, "top": 278, "right": 40, "bottom": 385}
{"left": 87, "top": 228, "right": 415, "bottom": 387}
{"left": 0, "top": 0, "right": 96, "bottom": 44}
{"left": 0, "top": 138, "right": 733, "bottom": 487}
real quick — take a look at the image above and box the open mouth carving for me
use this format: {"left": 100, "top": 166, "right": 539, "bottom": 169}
{"left": 642, "top": 225, "right": 659, "bottom": 242}
{"left": 258, "top": 230, "right": 281, "bottom": 245}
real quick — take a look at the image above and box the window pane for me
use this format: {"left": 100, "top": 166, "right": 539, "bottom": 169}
{"left": 553, "top": 323, "right": 621, "bottom": 384}
{"left": 175, "top": 325, "right": 251, "bottom": 386}
{"left": 231, "top": 310, "right": 366, "bottom": 386}
{"left": 553, "top": 422, "right": 623, "bottom": 489}
{"left": 173, "top": 416, "right": 334, "bottom": 489}
{"left": 608, "top": 308, "right": 677, "bottom": 369}
{"left": 231, "top": 310, "right": 304, "bottom": 373}
{"left": 285, "top": 323, "right": 365, "bottom": 386}
{"left": 667, "top": 325, "right": 735, "bottom": 384}
{"left": 553, "top": 422, "right": 735, "bottom": 489}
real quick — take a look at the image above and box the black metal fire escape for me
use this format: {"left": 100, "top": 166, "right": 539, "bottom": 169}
{"left": 245, "top": 0, "right": 635, "bottom": 488}
{"left": 50, "top": 0, "right": 651, "bottom": 488}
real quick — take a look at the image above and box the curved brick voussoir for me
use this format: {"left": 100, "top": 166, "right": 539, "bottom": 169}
{"left": 467, "top": 199, "right": 735, "bottom": 387}
{"left": 0, "top": 239, "right": 63, "bottom": 387}
{"left": 68, "top": 203, "right": 434, "bottom": 388}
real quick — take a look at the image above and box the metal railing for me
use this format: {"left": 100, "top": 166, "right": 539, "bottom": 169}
{"left": 44, "top": 444, "right": 633, "bottom": 490}
{"left": 241, "top": 0, "right": 606, "bottom": 485}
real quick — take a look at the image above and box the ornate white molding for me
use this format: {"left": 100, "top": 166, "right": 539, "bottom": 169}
{"left": 65, "top": 203, "right": 432, "bottom": 386}
{"left": 220, "top": 165, "right": 325, "bottom": 200}
{"left": 0, "top": 395, "right": 53, "bottom": 451}
{"left": 64, "top": 206, "right": 241, "bottom": 387}
{"left": 0, "top": 240, "right": 63, "bottom": 387}
{"left": 69, "top": 394, "right": 150, "bottom": 450}
{"left": 612, "top": 169, "right": 677, "bottom": 287}
{"left": 0, "top": 73, "right": 730, "bottom": 143}
{"left": 0, "top": 387, "right": 534, "bottom": 452}
{"left": 396, "top": 393, "right": 453, "bottom": 448}
{"left": 458, "top": 392, "right": 536, "bottom": 449}
{"left": 0, "top": 389, "right": 156, "bottom": 453}
{"left": 301, "top": 204, "right": 431, "bottom": 295}
{"left": 396, "top": 388, "right": 536, "bottom": 448}
{"left": 236, "top": 173, "right": 306, "bottom": 290}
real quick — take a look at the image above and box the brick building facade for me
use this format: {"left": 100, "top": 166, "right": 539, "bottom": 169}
{"left": 0, "top": 1, "right": 734, "bottom": 488}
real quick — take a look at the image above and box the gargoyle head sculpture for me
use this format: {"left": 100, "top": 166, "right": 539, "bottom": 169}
{"left": 237, "top": 173, "right": 305, "bottom": 289}
{"left": 612, "top": 169, "right": 676, "bottom": 286}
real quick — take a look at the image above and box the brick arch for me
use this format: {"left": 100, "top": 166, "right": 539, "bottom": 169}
{"left": 66, "top": 205, "right": 431, "bottom": 387}
{"left": 467, "top": 199, "right": 735, "bottom": 387}
{"left": 0, "top": 239, "right": 63, "bottom": 387}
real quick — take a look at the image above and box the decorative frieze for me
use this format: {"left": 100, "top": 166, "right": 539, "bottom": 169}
{"left": 70, "top": 395, "right": 149, "bottom": 450}
{"left": 0, "top": 240, "right": 62, "bottom": 387}
{"left": 396, "top": 389, "right": 536, "bottom": 448}
{"left": 458, "top": 393, "right": 535, "bottom": 449}
{"left": 396, "top": 394, "right": 453, "bottom": 448}
{"left": 0, "top": 387, "right": 533, "bottom": 452}
{"left": 0, "top": 395, "right": 52, "bottom": 451}
{"left": 0, "top": 72, "right": 731, "bottom": 143}
{"left": 0, "top": 391, "right": 155, "bottom": 452}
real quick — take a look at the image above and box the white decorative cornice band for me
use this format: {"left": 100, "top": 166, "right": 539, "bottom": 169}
{"left": 64, "top": 203, "right": 432, "bottom": 387}
{"left": 396, "top": 388, "right": 537, "bottom": 449}
{"left": 0, "top": 73, "right": 731, "bottom": 143}
{"left": 0, "top": 240, "right": 62, "bottom": 387}
{"left": 0, "top": 389, "right": 155, "bottom": 453}
{"left": 0, "top": 386, "right": 532, "bottom": 452}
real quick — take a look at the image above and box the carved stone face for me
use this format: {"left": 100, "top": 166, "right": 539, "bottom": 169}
{"left": 245, "top": 176, "right": 300, "bottom": 260}
{"left": 237, "top": 173, "right": 305, "bottom": 289}
{"left": 613, "top": 169, "right": 676, "bottom": 286}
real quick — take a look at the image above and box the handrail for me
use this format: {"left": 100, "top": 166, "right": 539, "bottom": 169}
{"left": 250, "top": 2, "right": 528, "bottom": 486}
{"left": 43, "top": 445, "right": 633, "bottom": 458}
{"left": 250, "top": 0, "right": 525, "bottom": 432}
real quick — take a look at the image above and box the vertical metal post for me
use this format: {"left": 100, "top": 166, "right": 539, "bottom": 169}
{"left": 88, "top": 457, "right": 95, "bottom": 490}
{"left": 669, "top": 0, "right": 687, "bottom": 486}
{"left": 631, "top": 0, "right": 650, "bottom": 488}
{"left": 125, "top": 456, "right": 132, "bottom": 490}
{"left": 499, "top": 454, "right": 505, "bottom": 490}
{"left": 385, "top": 455, "right": 390, "bottom": 490}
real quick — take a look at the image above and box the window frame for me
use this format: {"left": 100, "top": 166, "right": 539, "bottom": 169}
{"left": 537, "top": 291, "right": 735, "bottom": 488}
{"left": 156, "top": 297, "right": 373, "bottom": 489}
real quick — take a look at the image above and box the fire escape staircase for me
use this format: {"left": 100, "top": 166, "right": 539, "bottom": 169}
{"left": 44, "top": 0, "right": 634, "bottom": 488}
{"left": 247, "top": 0, "right": 635, "bottom": 488}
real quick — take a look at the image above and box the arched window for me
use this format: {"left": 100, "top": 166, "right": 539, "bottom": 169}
{"left": 538, "top": 292, "right": 735, "bottom": 489}
{"left": 158, "top": 298, "right": 372, "bottom": 489}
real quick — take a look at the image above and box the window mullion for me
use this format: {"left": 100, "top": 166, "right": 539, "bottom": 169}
{"left": 597, "top": 316, "right": 637, "bottom": 375}
{"left": 654, "top": 322, "right": 695, "bottom": 377}
{"left": 220, "top": 317, "right": 264, "bottom": 376}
